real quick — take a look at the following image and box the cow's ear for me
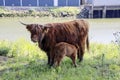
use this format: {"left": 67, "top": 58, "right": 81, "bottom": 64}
{"left": 43, "top": 27, "right": 49, "bottom": 33}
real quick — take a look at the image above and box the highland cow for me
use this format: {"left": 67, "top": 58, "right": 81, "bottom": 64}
{"left": 20, "top": 19, "right": 89, "bottom": 65}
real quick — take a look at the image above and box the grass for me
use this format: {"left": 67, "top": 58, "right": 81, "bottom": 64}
{"left": 0, "top": 39, "right": 120, "bottom": 80}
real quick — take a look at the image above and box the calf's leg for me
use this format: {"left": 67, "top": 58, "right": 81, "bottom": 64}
{"left": 70, "top": 54, "right": 77, "bottom": 67}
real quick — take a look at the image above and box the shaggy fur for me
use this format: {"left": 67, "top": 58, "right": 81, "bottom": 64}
{"left": 53, "top": 42, "right": 78, "bottom": 67}
{"left": 22, "top": 19, "right": 89, "bottom": 65}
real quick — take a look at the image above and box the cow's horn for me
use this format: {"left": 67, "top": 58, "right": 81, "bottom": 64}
{"left": 19, "top": 21, "right": 27, "bottom": 26}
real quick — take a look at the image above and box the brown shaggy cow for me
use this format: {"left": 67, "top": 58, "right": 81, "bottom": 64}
{"left": 53, "top": 42, "right": 78, "bottom": 67}
{"left": 20, "top": 19, "right": 89, "bottom": 66}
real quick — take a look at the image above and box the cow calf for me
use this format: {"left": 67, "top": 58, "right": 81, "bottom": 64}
{"left": 53, "top": 42, "right": 78, "bottom": 67}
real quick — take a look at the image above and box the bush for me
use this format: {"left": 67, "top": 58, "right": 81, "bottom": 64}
{"left": 0, "top": 40, "right": 11, "bottom": 56}
{"left": 0, "top": 39, "right": 46, "bottom": 59}
{"left": 0, "top": 7, "right": 79, "bottom": 17}
{"left": 0, "top": 7, "right": 5, "bottom": 13}
{"left": 50, "top": 7, "right": 79, "bottom": 17}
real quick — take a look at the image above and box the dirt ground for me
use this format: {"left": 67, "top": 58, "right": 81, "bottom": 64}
{"left": 0, "top": 56, "right": 8, "bottom": 63}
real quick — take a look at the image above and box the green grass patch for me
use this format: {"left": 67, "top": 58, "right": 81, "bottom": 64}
{"left": 0, "top": 39, "right": 120, "bottom": 80}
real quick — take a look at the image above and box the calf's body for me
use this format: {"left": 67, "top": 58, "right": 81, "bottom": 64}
{"left": 53, "top": 42, "right": 78, "bottom": 67}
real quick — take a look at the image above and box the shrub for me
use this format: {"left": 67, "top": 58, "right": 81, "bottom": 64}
{"left": 0, "top": 7, "right": 5, "bottom": 13}
{"left": 0, "top": 39, "right": 46, "bottom": 59}
{"left": 50, "top": 7, "right": 79, "bottom": 17}
{"left": 0, "top": 7, "right": 79, "bottom": 17}
{"left": 0, "top": 40, "right": 11, "bottom": 56}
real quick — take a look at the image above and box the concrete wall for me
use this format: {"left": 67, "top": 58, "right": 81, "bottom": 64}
{"left": 94, "top": 0, "right": 120, "bottom": 6}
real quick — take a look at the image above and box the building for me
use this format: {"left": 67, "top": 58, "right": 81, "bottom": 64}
{"left": 79, "top": 0, "right": 120, "bottom": 18}
{"left": 93, "top": 0, "right": 120, "bottom": 18}
{"left": 0, "top": 0, "right": 82, "bottom": 7}
{"left": 0, "top": 0, "right": 92, "bottom": 6}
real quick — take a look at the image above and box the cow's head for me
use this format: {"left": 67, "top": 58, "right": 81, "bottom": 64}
{"left": 20, "top": 21, "right": 49, "bottom": 43}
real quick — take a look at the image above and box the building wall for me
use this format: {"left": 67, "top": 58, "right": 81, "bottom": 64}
{"left": 22, "top": 0, "right": 37, "bottom": 6}
{"left": 94, "top": 0, "right": 120, "bottom": 6}
{"left": 58, "top": 0, "right": 80, "bottom": 6}
{"left": 68, "top": 0, "right": 80, "bottom": 6}
{"left": 0, "top": 0, "right": 119, "bottom": 7}
{"left": 86, "top": 0, "right": 93, "bottom": 4}
{"left": 0, "top": 0, "right": 81, "bottom": 6}
{"left": 0, "top": 0, "right": 4, "bottom": 6}
{"left": 5, "top": 0, "right": 20, "bottom": 6}
{"left": 39, "top": 0, "right": 54, "bottom": 6}
{"left": 58, "top": 0, "right": 66, "bottom": 6}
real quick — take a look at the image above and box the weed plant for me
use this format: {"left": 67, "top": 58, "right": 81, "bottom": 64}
{"left": 0, "top": 38, "right": 120, "bottom": 80}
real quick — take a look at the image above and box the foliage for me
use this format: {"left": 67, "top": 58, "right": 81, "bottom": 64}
{"left": 0, "top": 7, "right": 5, "bottom": 13}
{"left": 50, "top": 7, "right": 79, "bottom": 17}
{"left": 0, "top": 39, "right": 120, "bottom": 80}
{"left": 0, "top": 41, "right": 11, "bottom": 56}
{"left": 0, "top": 39, "right": 46, "bottom": 59}
{"left": 0, "top": 7, "right": 79, "bottom": 17}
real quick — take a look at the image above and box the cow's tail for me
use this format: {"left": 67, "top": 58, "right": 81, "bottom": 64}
{"left": 86, "top": 35, "right": 89, "bottom": 53}
{"left": 84, "top": 20, "right": 89, "bottom": 53}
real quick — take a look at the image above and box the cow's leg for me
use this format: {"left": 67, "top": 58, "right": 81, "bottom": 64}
{"left": 77, "top": 50, "right": 80, "bottom": 60}
{"left": 50, "top": 57, "right": 54, "bottom": 66}
{"left": 77, "top": 44, "right": 81, "bottom": 61}
{"left": 51, "top": 56, "right": 55, "bottom": 66}
{"left": 47, "top": 53, "right": 51, "bottom": 65}
{"left": 49, "top": 49, "right": 55, "bottom": 66}
{"left": 79, "top": 41, "right": 85, "bottom": 62}
{"left": 79, "top": 47, "right": 84, "bottom": 62}
{"left": 79, "top": 43, "right": 85, "bottom": 62}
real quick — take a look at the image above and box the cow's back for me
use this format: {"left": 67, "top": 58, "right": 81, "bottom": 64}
{"left": 41, "top": 19, "right": 89, "bottom": 52}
